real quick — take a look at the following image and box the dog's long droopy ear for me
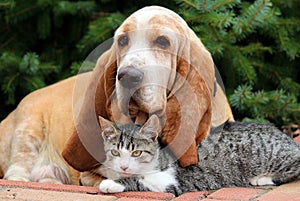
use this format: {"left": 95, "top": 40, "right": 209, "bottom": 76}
{"left": 211, "top": 82, "right": 235, "bottom": 126}
{"left": 62, "top": 48, "right": 117, "bottom": 171}
{"left": 162, "top": 33, "right": 215, "bottom": 168}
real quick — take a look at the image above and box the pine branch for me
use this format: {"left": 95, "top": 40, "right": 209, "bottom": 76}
{"left": 230, "top": 85, "right": 300, "bottom": 124}
{"left": 70, "top": 61, "right": 95, "bottom": 74}
{"left": 5, "top": 0, "right": 39, "bottom": 24}
{"left": 0, "top": 0, "right": 14, "bottom": 8}
{"left": 211, "top": 0, "right": 240, "bottom": 11}
{"left": 1, "top": 73, "right": 19, "bottom": 104}
{"left": 229, "top": 48, "right": 257, "bottom": 85}
{"left": 0, "top": 52, "right": 59, "bottom": 105}
{"left": 23, "top": 76, "right": 45, "bottom": 90}
{"left": 77, "top": 12, "right": 125, "bottom": 54}
{"left": 176, "top": 0, "right": 198, "bottom": 10}
{"left": 202, "top": 12, "right": 235, "bottom": 29}
{"left": 53, "top": 1, "right": 96, "bottom": 16}
{"left": 19, "top": 52, "right": 40, "bottom": 74}
{"left": 37, "top": 11, "right": 51, "bottom": 39}
{"left": 229, "top": 85, "right": 253, "bottom": 110}
{"left": 238, "top": 42, "right": 272, "bottom": 56}
{"left": 275, "top": 26, "right": 300, "bottom": 59}
{"left": 279, "top": 78, "right": 300, "bottom": 96}
{"left": 232, "top": 0, "right": 277, "bottom": 40}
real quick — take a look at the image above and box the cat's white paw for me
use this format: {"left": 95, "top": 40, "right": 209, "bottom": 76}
{"left": 99, "top": 179, "right": 125, "bottom": 193}
{"left": 250, "top": 175, "right": 275, "bottom": 186}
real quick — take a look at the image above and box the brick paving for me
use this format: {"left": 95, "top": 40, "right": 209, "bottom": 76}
{"left": 0, "top": 135, "right": 299, "bottom": 201}
{"left": 206, "top": 187, "right": 267, "bottom": 201}
{"left": 0, "top": 180, "right": 299, "bottom": 201}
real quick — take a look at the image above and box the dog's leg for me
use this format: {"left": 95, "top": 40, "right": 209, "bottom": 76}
{"left": 4, "top": 118, "right": 44, "bottom": 182}
{"left": 30, "top": 163, "right": 69, "bottom": 184}
{"left": 80, "top": 170, "right": 106, "bottom": 186}
{"left": 29, "top": 139, "right": 71, "bottom": 184}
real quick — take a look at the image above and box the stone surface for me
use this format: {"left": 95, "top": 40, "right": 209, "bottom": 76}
{"left": 207, "top": 187, "right": 266, "bottom": 201}
{"left": 255, "top": 180, "right": 300, "bottom": 201}
{"left": 0, "top": 186, "right": 117, "bottom": 201}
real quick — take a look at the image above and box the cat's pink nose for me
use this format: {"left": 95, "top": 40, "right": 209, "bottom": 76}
{"left": 120, "top": 166, "right": 128, "bottom": 171}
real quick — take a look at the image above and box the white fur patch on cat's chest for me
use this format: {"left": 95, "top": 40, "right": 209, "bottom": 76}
{"left": 140, "top": 167, "right": 178, "bottom": 192}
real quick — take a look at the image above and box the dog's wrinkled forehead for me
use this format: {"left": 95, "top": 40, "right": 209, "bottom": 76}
{"left": 113, "top": 6, "right": 191, "bottom": 61}
{"left": 115, "top": 6, "right": 188, "bottom": 37}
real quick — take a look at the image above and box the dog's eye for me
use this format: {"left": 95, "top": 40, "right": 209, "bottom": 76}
{"left": 154, "top": 36, "right": 170, "bottom": 49}
{"left": 118, "top": 35, "right": 129, "bottom": 47}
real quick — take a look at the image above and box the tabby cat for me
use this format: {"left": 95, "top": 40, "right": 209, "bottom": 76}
{"left": 95, "top": 115, "right": 300, "bottom": 195}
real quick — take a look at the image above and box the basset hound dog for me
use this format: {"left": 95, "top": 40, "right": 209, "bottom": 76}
{"left": 0, "top": 6, "right": 233, "bottom": 185}
{"left": 63, "top": 6, "right": 234, "bottom": 171}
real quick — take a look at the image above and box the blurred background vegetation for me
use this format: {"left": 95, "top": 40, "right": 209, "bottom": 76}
{"left": 0, "top": 0, "right": 299, "bottom": 129}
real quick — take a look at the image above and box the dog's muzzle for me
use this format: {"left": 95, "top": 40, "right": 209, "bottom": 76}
{"left": 116, "top": 66, "right": 166, "bottom": 117}
{"left": 117, "top": 67, "right": 144, "bottom": 89}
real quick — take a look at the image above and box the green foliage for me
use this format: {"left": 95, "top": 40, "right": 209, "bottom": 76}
{"left": 229, "top": 85, "right": 300, "bottom": 124}
{"left": 77, "top": 12, "right": 126, "bottom": 55}
{"left": 0, "top": 52, "right": 60, "bottom": 105}
{"left": 177, "top": 0, "right": 300, "bottom": 125}
{"left": 0, "top": 0, "right": 299, "bottom": 126}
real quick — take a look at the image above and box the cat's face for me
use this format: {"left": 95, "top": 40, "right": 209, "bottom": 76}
{"left": 99, "top": 115, "right": 161, "bottom": 178}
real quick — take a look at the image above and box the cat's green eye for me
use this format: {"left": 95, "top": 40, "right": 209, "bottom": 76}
{"left": 111, "top": 150, "right": 120, "bottom": 156}
{"left": 131, "top": 150, "right": 143, "bottom": 157}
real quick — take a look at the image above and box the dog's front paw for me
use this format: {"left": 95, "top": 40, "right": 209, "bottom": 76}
{"left": 99, "top": 179, "right": 125, "bottom": 193}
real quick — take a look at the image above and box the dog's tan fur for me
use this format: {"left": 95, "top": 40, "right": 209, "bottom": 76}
{"left": 0, "top": 73, "right": 92, "bottom": 184}
{"left": 0, "top": 6, "right": 233, "bottom": 185}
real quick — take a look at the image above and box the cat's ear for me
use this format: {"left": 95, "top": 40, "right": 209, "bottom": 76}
{"left": 98, "top": 116, "right": 117, "bottom": 141}
{"left": 139, "top": 115, "right": 161, "bottom": 141}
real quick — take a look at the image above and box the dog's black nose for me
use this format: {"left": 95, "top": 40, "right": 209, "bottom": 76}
{"left": 117, "top": 68, "right": 144, "bottom": 88}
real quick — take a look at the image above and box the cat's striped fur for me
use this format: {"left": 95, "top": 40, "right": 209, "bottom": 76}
{"left": 96, "top": 115, "right": 300, "bottom": 195}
